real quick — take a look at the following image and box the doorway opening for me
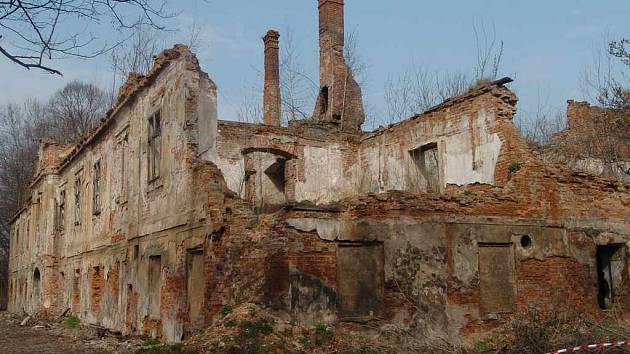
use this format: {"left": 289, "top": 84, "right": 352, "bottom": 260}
{"left": 597, "top": 244, "right": 626, "bottom": 309}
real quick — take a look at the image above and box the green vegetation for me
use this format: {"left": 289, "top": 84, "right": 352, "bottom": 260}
{"left": 142, "top": 338, "right": 161, "bottom": 347}
{"left": 63, "top": 315, "right": 81, "bottom": 329}
{"left": 136, "top": 341, "right": 194, "bottom": 354}
{"left": 508, "top": 162, "right": 521, "bottom": 179}
{"left": 314, "top": 323, "right": 334, "bottom": 346}
{"left": 473, "top": 340, "right": 491, "bottom": 353}
{"left": 219, "top": 304, "right": 234, "bottom": 318}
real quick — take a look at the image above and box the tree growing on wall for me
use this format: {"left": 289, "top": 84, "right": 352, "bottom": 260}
{"left": 0, "top": 0, "right": 174, "bottom": 75}
{"left": 279, "top": 26, "right": 318, "bottom": 124}
{"left": 382, "top": 20, "right": 504, "bottom": 126}
{"left": 108, "top": 22, "right": 203, "bottom": 99}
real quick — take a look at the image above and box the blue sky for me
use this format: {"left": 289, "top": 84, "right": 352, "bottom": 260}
{"left": 1, "top": 0, "right": 628, "bottom": 127}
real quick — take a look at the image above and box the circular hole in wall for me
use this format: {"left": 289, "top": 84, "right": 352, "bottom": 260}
{"left": 520, "top": 235, "right": 533, "bottom": 249}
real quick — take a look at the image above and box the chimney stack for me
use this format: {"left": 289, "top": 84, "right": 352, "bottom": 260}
{"left": 319, "top": 0, "right": 345, "bottom": 75}
{"left": 314, "top": 0, "right": 365, "bottom": 131}
{"left": 263, "top": 30, "right": 281, "bottom": 127}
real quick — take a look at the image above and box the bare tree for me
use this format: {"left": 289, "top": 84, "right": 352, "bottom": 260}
{"left": 279, "top": 26, "right": 318, "bottom": 124}
{"left": 47, "top": 81, "right": 108, "bottom": 142}
{"left": 345, "top": 28, "right": 369, "bottom": 90}
{"left": 0, "top": 0, "right": 174, "bottom": 75}
{"left": 473, "top": 19, "right": 504, "bottom": 82}
{"left": 383, "top": 66, "right": 471, "bottom": 125}
{"left": 0, "top": 101, "right": 46, "bottom": 308}
{"left": 237, "top": 85, "right": 263, "bottom": 124}
{"left": 514, "top": 99, "right": 566, "bottom": 148}
{"left": 581, "top": 38, "right": 630, "bottom": 109}
{"left": 109, "top": 26, "right": 163, "bottom": 88}
{"left": 0, "top": 81, "right": 107, "bottom": 307}
{"left": 107, "top": 20, "right": 205, "bottom": 103}
{"left": 383, "top": 20, "right": 504, "bottom": 125}
{"left": 539, "top": 37, "right": 630, "bottom": 178}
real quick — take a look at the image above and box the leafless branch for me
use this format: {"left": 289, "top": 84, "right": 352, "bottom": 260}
{"left": 0, "top": 0, "right": 175, "bottom": 75}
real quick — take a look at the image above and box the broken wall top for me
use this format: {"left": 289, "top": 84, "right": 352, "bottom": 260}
{"left": 364, "top": 77, "right": 517, "bottom": 139}
{"left": 54, "top": 44, "right": 215, "bottom": 175}
{"left": 14, "top": 44, "right": 216, "bottom": 222}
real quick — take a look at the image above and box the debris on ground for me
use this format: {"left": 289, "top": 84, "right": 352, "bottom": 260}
{"left": 186, "top": 303, "right": 433, "bottom": 354}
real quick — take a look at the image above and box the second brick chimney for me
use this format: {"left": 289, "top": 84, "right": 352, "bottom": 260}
{"left": 314, "top": 0, "right": 365, "bottom": 132}
{"left": 263, "top": 30, "right": 281, "bottom": 127}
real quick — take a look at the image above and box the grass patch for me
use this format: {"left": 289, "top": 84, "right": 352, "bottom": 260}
{"left": 63, "top": 315, "right": 80, "bottom": 329}
{"left": 473, "top": 340, "right": 491, "bottom": 353}
{"left": 314, "top": 323, "right": 334, "bottom": 346}
{"left": 219, "top": 305, "right": 233, "bottom": 318}
{"left": 136, "top": 342, "right": 194, "bottom": 354}
{"left": 143, "top": 338, "right": 161, "bottom": 347}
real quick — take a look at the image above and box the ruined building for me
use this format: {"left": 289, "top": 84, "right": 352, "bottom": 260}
{"left": 541, "top": 100, "right": 630, "bottom": 181}
{"left": 8, "top": 0, "right": 630, "bottom": 346}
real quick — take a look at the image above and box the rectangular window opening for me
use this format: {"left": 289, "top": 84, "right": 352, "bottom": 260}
{"left": 74, "top": 174, "right": 82, "bottom": 226}
{"left": 264, "top": 159, "right": 286, "bottom": 194}
{"left": 120, "top": 132, "right": 129, "bottom": 202}
{"left": 148, "top": 255, "right": 162, "bottom": 318}
{"left": 93, "top": 161, "right": 101, "bottom": 215}
{"left": 57, "top": 190, "right": 66, "bottom": 231}
{"left": 319, "top": 86, "right": 329, "bottom": 114}
{"left": 410, "top": 142, "right": 440, "bottom": 193}
{"left": 148, "top": 111, "right": 162, "bottom": 182}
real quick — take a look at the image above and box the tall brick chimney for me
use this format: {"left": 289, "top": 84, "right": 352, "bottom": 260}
{"left": 263, "top": 30, "right": 281, "bottom": 127}
{"left": 314, "top": 0, "right": 365, "bottom": 131}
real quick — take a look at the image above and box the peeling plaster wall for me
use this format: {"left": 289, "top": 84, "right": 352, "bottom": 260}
{"left": 6, "top": 44, "right": 628, "bottom": 350}
{"left": 284, "top": 213, "right": 628, "bottom": 346}
{"left": 8, "top": 46, "right": 219, "bottom": 343}
{"left": 215, "top": 88, "right": 511, "bottom": 205}
{"left": 215, "top": 121, "right": 359, "bottom": 204}
{"left": 358, "top": 93, "right": 510, "bottom": 194}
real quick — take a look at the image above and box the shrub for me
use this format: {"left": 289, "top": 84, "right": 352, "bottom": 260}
{"left": 508, "top": 162, "right": 521, "bottom": 179}
{"left": 219, "top": 305, "right": 234, "bottom": 318}
{"left": 136, "top": 341, "right": 194, "bottom": 354}
{"left": 142, "top": 338, "right": 161, "bottom": 347}
{"left": 498, "top": 308, "right": 630, "bottom": 354}
{"left": 63, "top": 315, "right": 80, "bottom": 329}
{"left": 315, "top": 323, "right": 333, "bottom": 346}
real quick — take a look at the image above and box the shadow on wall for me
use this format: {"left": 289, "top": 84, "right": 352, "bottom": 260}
{"left": 0, "top": 269, "right": 7, "bottom": 310}
{"left": 0, "top": 253, "right": 7, "bottom": 310}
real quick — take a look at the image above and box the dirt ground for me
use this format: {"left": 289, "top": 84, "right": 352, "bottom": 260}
{"left": 0, "top": 311, "right": 143, "bottom": 354}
